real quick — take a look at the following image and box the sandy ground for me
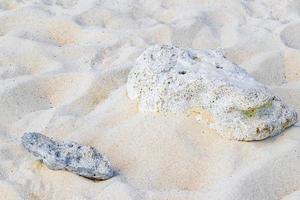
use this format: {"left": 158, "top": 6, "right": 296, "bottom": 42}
{"left": 0, "top": 0, "right": 300, "bottom": 200}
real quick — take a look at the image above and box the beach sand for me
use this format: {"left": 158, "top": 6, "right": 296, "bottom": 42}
{"left": 0, "top": 0, "right": 299, "bottom": 199}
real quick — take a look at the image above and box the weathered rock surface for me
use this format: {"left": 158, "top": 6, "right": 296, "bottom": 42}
{"left": 127, "top": 45, "right": 298, "bottom": 141}
{"left": 21, "top": 132, "right": 114, "bottom": 180}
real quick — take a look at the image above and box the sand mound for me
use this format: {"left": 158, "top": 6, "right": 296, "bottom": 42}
{"left": 281, "top": 23, "right": 300, "bottom": 50}
{"left": 0, "top": 73, "right": 92, "bottom": 127}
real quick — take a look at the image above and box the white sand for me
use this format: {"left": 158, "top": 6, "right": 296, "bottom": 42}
{"left": 0, "top": 0, "right": 299, "bottom": 199}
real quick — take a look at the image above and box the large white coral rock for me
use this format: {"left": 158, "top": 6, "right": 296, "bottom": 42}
{"left": 127, "top": 45, "right": 298, "bottom": 141}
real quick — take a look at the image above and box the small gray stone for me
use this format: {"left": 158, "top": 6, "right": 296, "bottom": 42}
{"left": 21, "top": 132, "right": 114, "bottom": 180}
{"left": 127, "top": 45, "right": 298, "bottom": 141}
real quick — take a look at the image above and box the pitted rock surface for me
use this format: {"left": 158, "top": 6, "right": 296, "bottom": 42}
{"left": 127, "top": 45, "right": 298, "bottom": 141}
{"left": 22, "top": 132, "right": 114, "bottom": 180}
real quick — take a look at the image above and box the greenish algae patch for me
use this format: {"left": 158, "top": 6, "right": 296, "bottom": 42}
{"left": 243, "top": 101, "right": 273, "bottom": 118}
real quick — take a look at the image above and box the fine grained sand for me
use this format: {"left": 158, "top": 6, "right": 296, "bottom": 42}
{"left": 0, "top": 0, "right": 299, "bottom": 200}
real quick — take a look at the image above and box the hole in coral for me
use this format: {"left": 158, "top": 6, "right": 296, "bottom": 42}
{"left": 178, "top": 71, "right": 186, "bottom": 75}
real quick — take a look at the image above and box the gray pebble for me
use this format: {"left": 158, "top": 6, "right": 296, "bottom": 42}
{"left": 21, "top": 132, "right": 114, "bottom": 180}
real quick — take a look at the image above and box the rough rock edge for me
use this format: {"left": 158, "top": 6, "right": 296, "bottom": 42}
{"left": 127, "top": 44, "right": 298, "bottom": 141}
{"left": 21, "top": 132, "right": 114, "bottom": 180}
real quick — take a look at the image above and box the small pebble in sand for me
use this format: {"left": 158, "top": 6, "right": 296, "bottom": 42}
{"left": 21, "top": 132, "right": 114, "bottom": 180}
{"left": 127, "top": 45, "right": 298, "bottom": 141}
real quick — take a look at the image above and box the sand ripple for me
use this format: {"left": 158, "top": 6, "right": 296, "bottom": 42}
{"left": 0, "top": 0, "right": 299, "bottom": 199}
